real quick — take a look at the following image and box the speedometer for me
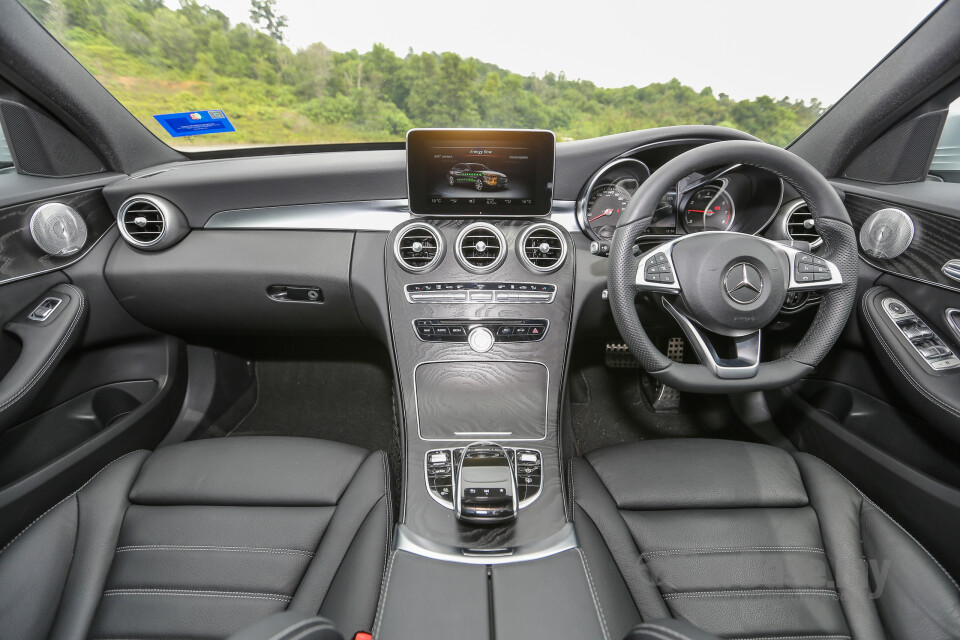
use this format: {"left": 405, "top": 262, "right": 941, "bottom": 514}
{"left": 683, "top": 184, "right": 735, "bottom": 232}
{"left": 586, "top": 184, "right": 631, "bottom": 239}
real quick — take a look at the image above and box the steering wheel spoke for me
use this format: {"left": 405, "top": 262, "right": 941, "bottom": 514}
{"left": 635, "top": 246, "right": 681, "bottom": 294}
{"left": 662, "top": 298, "right": 761, "bottom": 379}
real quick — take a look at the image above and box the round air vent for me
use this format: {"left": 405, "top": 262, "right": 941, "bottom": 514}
{"left": 782, "top": 200, "right": 821, "bottom": 248}
{"left": 519, "top": 223, "right": 567, "bottom": 273}
{"left": 394, "top": 223, "right": 443, "bottom": 272}
{"left": 118, "top": 196, "right": 168, "bottom": 247}
{"left": 859, "top": 207, "right": 915, "bottom": 259}
{"left": 456, "top": 222, "right": 506, "bottom": 274}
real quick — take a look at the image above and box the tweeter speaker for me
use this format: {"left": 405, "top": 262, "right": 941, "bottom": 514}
{"left": 859, "top": 207, "right": 914, "bottom": 259}
{"left": 29, "top": 202, "right": 88, "bottom": 256}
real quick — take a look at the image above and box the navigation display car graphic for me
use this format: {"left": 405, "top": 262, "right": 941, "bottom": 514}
{"left": 447, "top": 163, "right": 509, "bottom": 191}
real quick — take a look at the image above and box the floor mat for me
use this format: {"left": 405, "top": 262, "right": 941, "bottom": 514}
{"left": 197, "top": 340, "right": 400, "bottom": 497}
{"left": 569, "top": 342, "right": 758, "bottom": 456}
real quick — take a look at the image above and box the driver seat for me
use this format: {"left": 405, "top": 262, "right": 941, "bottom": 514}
{"left": 572, "top": 439, "right": 960, "bottom": 640}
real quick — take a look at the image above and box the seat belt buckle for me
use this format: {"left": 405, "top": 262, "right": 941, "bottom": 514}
{"left": 354, "top": 633, "right": 373, "bottom": 640}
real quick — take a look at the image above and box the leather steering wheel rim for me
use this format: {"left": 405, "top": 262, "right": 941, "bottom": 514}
{"left": 608, "top": 140, "right": 859, "bottom": 393}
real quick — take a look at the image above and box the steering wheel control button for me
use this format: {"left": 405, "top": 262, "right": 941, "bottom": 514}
{"left": 468, "top": 327, "right": 495, "bottom": 352}
{"left": 724, "top": 263, "right": 764, "bottom": 305}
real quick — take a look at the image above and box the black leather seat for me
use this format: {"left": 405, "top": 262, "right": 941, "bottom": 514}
{"left": 572, "top": 439, "right": 960, "bottom": 640}
{"left": 0, "top": 436, "right": 391, "bottom": 640}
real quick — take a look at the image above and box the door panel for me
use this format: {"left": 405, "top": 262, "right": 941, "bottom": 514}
{"left": 0, "top": 185, "right": 186, "bottom": 545}
{"left": 774, "top": 180, "right": 960, "bottom": 579}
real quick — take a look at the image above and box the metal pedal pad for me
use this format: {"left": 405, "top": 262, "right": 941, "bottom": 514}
{"left": 643, "top": 337, "right": 685, "bottom": 413}
{"left": 605, "top": 342, "right": 641, "bottom": 368}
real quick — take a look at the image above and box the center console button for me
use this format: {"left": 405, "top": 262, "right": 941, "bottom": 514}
{"left": 468, "top": 327, "right": 495, "bottom": 353}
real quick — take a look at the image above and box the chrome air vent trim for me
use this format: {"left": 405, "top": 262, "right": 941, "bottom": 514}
{"left": 456, "top": 222, "right": 507, "bottom": 274}
{"left": 394, "top": 223, "right": 444, "bottom": 272}
{"left": 519, "top": 223, "right": 567, "bottom": 274}
{"left": 782, "top": 199, "right": 822, "bottom": 248}
{"left": 117, "top": 196, "right": 168, "bottom": 247}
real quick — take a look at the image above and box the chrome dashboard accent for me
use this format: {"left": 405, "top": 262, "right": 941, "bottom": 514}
{"left": 204, "top": 198, "right": 581, "bottom": 233}
{"left": 205, "top": 198, "right": 410, "bottom": 230}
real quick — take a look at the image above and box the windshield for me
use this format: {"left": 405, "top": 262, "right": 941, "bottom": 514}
{"left": 19, "top": 0, "right": 942, "bottom": 151}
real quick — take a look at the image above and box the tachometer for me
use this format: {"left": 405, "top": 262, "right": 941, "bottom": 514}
{"left": 683, "top": 184, "right": 735, "bottom": 232}
{"left": 586, "top": 184, "right": 631, "bottom": 239}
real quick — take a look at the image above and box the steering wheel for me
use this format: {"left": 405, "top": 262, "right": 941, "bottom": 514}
{"left": 608, "top": 140, "right": 858, "bottom": 393}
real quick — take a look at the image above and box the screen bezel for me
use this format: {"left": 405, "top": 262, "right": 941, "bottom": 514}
{"left": 406, "top": 128, "right": 556, "bottom": 216}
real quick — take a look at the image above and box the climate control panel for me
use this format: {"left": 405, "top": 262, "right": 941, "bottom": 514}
{"left": 405, "top": 282, "right": 556, "bottom": 304}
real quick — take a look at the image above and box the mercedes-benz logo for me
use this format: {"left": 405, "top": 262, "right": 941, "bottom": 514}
{"left": 724, "top": 263, "right": 764, "bottom": 304}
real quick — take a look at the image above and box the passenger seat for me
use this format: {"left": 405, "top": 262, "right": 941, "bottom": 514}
{"left": 0, "top": 437, "right": 390, "bottom": 640}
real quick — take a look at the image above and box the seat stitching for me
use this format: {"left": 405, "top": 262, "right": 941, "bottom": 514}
{"left": 808, "top": 453, "right": 960, "bottom": 594}
{"left": 569, "top": 458, "right": 576, "bottom": 520}
{"left": 371, "top": 550, "right": 397, "bottom": 639}
{"left": 577, "top": 547, "right": 612, "bottom": 640}
{"left": 727, "top": 636, "right": 851, "bottom": 640}
{"left": 860, "top": 287, "right": 960, "bottom": 419}
{"left": 662, "top": 588, "right": 838, "bottom": 599}
{"left": 102, "top": 588, "right": 291, "bottom": 602}
{"left": 642, "top": 546, "right": 826, "bottom": 558}
{"left": 0, "top": 449, "right": 147, "bottom": 555}
{"left": 0, "top": 284, "right": 86, "bottom": 414}
{"left": 381, "top": 450, "right": 392, "bottom": 584}
{"left": 114, "top": 545, "right": 314, "bottom": 556}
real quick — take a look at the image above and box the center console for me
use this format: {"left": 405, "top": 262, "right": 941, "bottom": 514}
{"left": 385, "top": 217, "right": 574, "bottom": 552}
{"left": 375, "top": 129, "right": 607, "bottom": 638}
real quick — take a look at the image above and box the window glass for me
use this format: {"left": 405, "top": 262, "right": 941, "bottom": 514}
{"left": 930, "top": 98, "right": 960, "bottom": 183}
{"left": 16, "top": 0, "right": 942, "bottom": 151}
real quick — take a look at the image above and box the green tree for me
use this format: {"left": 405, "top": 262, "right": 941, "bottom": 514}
{"left": 249, "top": 0, "right": 286, "bottom": 44}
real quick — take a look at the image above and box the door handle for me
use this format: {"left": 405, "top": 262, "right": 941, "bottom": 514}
{"left": 0, "top": 284, "right": 87, "bottom": 434}
{"left": 943, "top": 259, "right": 960, "bottom": 283}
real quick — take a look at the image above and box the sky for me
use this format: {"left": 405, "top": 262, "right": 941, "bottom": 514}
{"left": 179, "top": 0, "right": 944, "bottom": 104}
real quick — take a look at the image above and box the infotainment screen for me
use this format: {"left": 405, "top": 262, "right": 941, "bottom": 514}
{"left": 406, "top": 128, "right": 555, "bottom": 216}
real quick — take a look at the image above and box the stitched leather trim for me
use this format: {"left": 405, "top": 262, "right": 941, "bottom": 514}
{"left": 0, "top": 449, "right": 147, "bottom": 555}
{"left": 371, "top": 550, "right": 397, "bottom": 639}
{"left": 808, "top": 453, "right": 960, "bottom": 594}
{"left": 577, "top": 547, "right": 612, "bottom": 640}
{"left": 102, "top": 589, "right": 291, "bottom": 603}
{"left": 661, "top": 588, "right": 838, "bottom": 600}
{"left": 727, "top": 636, "right": 851, "bottom": 640}
{"left": 641, "top": 547, "right": 826, "bottom": 558}
{"left": 114, "top": 545, "right": 314, "bottom": 556}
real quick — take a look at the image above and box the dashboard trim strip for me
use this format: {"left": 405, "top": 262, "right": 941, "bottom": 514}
{"left": 204, "top": 198, "right": 580, "bottom": 233}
